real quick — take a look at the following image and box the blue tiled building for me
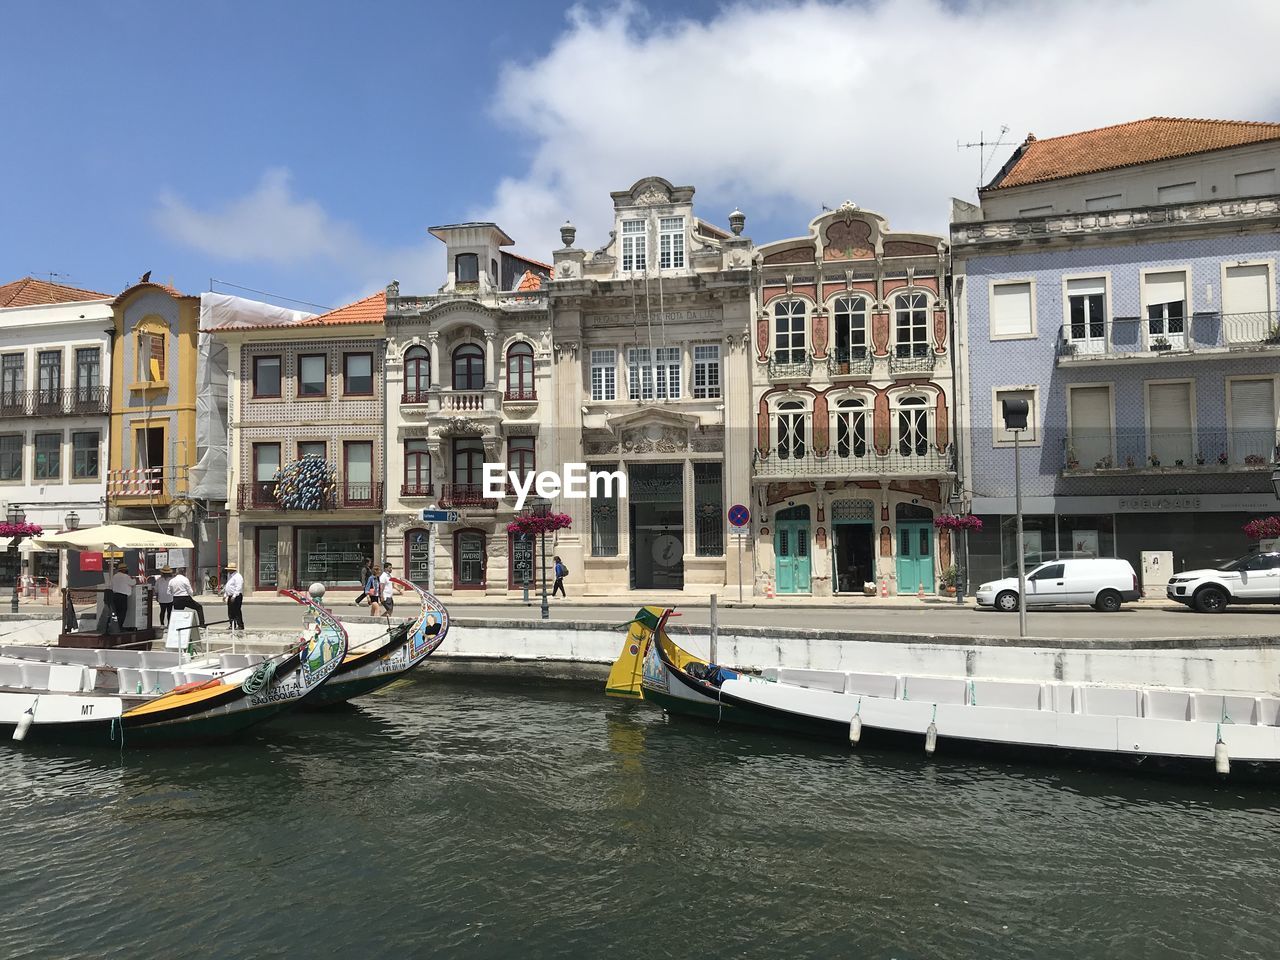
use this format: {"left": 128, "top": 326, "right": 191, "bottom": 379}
{"left": 951, "top": 119, "right": 1280, "bottom": 588}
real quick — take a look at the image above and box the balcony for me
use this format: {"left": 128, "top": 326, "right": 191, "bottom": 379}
{"left": 400, "top": 388, "right": 502, "bottom": 417}
{"left": 0, "top": 386, "right": 109, "bottom": 417}
{"left": 341, "top": 481, "right": 382, "bottom": 508}
{"left": 440, "top": 483, "right": 498, "bottom": 509}
{"left": 1061, "top": 429, "right": 1279, "bottom": 475}
{"left": 236, "top": 479, "right": 382, "bottom": 511}
{"left": 768, "top": 357, "right": 813, "bottom": 381}
{"left": 400, "top": 482, "right": 435, "bottom": 498}
{"left": 826, "top": 347, "right": 874, "bottom": 378}
{"left": 503, "top": 387, "right": 537, "bottom": 402}
{"left": 401, "top": 388, "right": 432, "bottom": 405}
{"left": 753, "top": 445, "right": 955, "bottom": 480}
{"left": 889, "top": 346, "right": 936, "bottom": 375}
{"left": 1056, "top": 312, "right": 1280, "bottom": 365}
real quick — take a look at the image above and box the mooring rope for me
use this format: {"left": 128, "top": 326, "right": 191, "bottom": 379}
{"left": 240, "top": 657, "right": 279, "bottom": 695}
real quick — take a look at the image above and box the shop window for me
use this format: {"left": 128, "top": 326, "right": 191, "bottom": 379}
{"left": 509, "top": 531, "right": 537, "bottom": 589}
{"left": 406, "top": 529, "right": 432, "bottom": 587}
{"left": 255, "top": 527, "right": 278, "bottom": 589}
{"left": 295, "top": 526, "right": 376, "bottom": 589}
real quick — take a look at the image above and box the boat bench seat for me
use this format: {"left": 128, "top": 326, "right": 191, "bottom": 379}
{"left": 117, "top": 667, "right": 144, "bottom": 695}
{"left": 141, "top": 652, "right": 181, "bottom": 669}
{"left": 221, "top": 654, "right": 251, "bottom": 670}
{"left": 0, "top": 663, "right": 23, "bottom": 687}
{"left": 776, "top": 668, "right": 846, "bottom": 693}
{"left": 141, "top": 670, "right": 177, "bottom": 694}
{"left": 20, "top": 664, "right": 51, "bottom": 689}
{"left": 3, "top": 645, "right": 51, "bottom": 661}
{"left": 1193, "top": 694, "right": 1262, "bottom": 725}
{"left": 905, "top": 677, "right": 967, "bottom": 705}
{"left": 47, "top": 664, "right": 87, "bottom": 693}
{"left": 53, "top": 649, "right": 101, "bottom": 666}
{"left": 1257, "top": 699, "right": 1280, "bottom": 726}
{"left": 970, "top": 680, "right": 1044, "bottom": 710}
{"left": 1083, "top": 687, "right": 1141, "bottom": 718}
{"left": 102, "top": 650, "right": 144, "bottom": 669}
{"left": 844, "top": 672, "right": 899, "bottom": 699}
{"left": 1143, "top": 690, "right": 1192, "bottom": 721}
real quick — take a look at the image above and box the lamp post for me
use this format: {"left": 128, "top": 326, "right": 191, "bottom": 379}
{"left": 7, "top": 503, "right": 25, "bottom": 613}
{"left": 1001, "top": 398, "right": 1030, "bottom": 639}
{"left": 532, "top": 497, "right": 550, "bottom": 620}
{"left": 65, "top": 510, "right": 80, "bottom": 530}
{"left": 1271, "top": 445, "right": 1280, "bottom": 501}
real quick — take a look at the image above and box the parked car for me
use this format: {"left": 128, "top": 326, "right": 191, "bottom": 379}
{"left": 1165, "top": 551, "right": 1280, "bottom": 613}
{"left": 976, "top": 558, "right": 1141, "bottom": 612}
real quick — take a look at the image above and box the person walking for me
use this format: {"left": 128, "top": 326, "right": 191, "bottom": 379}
{"left": 110, "top": 563, "right": 136, "bottom": 629}
{"left": 378, "top": 562, "right": 396, "bottom": 616}
{"left": 168, "top": 567, "right": 206, "bottom": 628}
{"left": 153, "top": 566, "right": 175, "bottom": 626}
{"left": 552, "top": 556, "right": 568, "bottom": 599}
{"left": 222, "top": 562, "right": 245, "bottom": 631}
{"left": 354, "top": 557, "right": 374, "bottom": 606}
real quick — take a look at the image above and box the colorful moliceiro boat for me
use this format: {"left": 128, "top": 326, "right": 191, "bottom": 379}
{"left": 2, "top": 604, "right": 349, "bottom": 746}
{"left": 610, "top": 606, "right": 1280, "bottom": 780}
{"left": 280, "top": 577, "right": 449, "bottom": 708}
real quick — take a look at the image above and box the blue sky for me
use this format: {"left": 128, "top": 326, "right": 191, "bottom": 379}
{"left": 5, "top": 0, "right": 1280, "bottom": 310}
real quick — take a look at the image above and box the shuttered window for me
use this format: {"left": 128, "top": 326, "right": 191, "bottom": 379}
{"left": 990, "top": 282, "right": 1033, "bottom": 338}
{"left": 1228, "top": 378, "right": 1276, "bottom": 464}
{"left": 1068, "top": 386, "right": 1113, "bottom": 468}
{"left": 1148, "top": 382, "right": 1193, "bottom": 465}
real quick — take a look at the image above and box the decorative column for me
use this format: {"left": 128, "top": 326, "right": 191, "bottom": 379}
{"left": 484, "top": 331, "right": 496, "bottom": 388}
{"left": 428, "top": 332, "right": 441, "bottom": 388}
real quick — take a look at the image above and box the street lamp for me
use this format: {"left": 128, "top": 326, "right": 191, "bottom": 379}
{"left": 65, "top": 510, "right": 80, "bottom": 531}
{"left": 7, "top": 503, "right": 24, "bottom": 613}
{"left": 1001, "top": 398, "right": 1030, "bottom": 639}
{"left": 531, "top": 497, "right": 551, "bottom": 621}
{"left": 1271, "top": 445, "right": 1280, "bottom": 501}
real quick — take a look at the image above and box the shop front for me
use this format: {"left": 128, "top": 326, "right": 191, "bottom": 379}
{"left": 242, "top": 523, "right": 378, "bottom": 593}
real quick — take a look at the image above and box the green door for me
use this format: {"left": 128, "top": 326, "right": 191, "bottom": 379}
{"left": 775, "top": 520, "right": 812, "bottom": 594}
{"left": 895, "top": 522, "right": 934, "bottom": 595}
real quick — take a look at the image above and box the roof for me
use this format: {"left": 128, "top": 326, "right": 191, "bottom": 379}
{"left": 515, "top": 270, "right": 545, "bottom": 292}
{"left": 113, "top": 279, "right": 191, "bottom": 305}
{"left": 983, "top": 117, "right": 1280, "bottom": 192}
{"left": 300, "top": 290, "right": 385, "bottom": 326}
{"left": 0, "top": 277, "right": 111, "bottom": 308}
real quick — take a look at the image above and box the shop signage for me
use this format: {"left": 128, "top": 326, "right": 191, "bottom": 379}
{"left": 1117, "top": 496, "right": 1203, "bottom": 512}
{"left": 583, "top": 308, "right": 718, "bottom": 327}
{"left": 407, "top": 532, "right": 431, "bottom": 581}
{"left": 511, "top": 535, "right": 535, "bottom": 585}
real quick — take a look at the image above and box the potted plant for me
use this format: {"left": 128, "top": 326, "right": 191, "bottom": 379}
{"left": 934, "top": 514, "right": 984, "bottom": 532}
{"left": 1265, "top": 324, "right": 1280, "bottom": 345}
{"left": 939, "top": 563, "right": 958, "bottom": 596}
{"left": 1218, "top": 451, "right": 1229, "bottom": 465}
{"left": 1151, "top": 335, "right": 1172, "bottom": 352}
{"left": 1148, "top": 454, "right": 1161, "bottom": 467}
{"left": 1065, "top": 444, "right": 1079, "bottom": 470}
{"left": 1125, "top": 455, "right": 1135, "bottom": 468}
{"left": 1095, "top": 455, "right": 1113, "bottom": 469}
{"left": 1245, "top": 453, "right": 1267, "bottom": 467}
{"left": 1195, "top": 451, "right": 1206, "bottom": 466}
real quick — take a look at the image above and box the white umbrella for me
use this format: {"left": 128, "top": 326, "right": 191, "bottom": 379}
{"left": 32, "top": 524, "right": 194, "bottom": 551}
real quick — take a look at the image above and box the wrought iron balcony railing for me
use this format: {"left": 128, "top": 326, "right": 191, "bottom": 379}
{"left": 440, "top": 483, "right": 498, "bottom": 509}
{"left": 1056, "top": 311, "right": 1280, "bottom": 362}
{"left": 400, "top": 482, "right": 435, "bottom": 498}
{"left": 0, "top": 385, "right": 109, "bottom": 417}
{"left": 236, "top": 479, "right": 382, "bottom": 510}
{"left": 888, "top": 345, "right": 936, "bottom": 374}
{"left": 826, "top": 347, "right": 874, "bottom": 378}
{"left": 753, "top": 445, "right": 955, "bottom": 479}
{"left": 1061, "top": 428, "right": 1280, "bottom": 473}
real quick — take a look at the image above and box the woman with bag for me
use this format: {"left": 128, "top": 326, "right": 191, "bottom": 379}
{"left": 552, "top": 556, "right": 568, "bottom": 599}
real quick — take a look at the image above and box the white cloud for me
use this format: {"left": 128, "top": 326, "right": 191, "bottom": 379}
{"left": 477, "top": 0, "right": 1280, "bottom": 252}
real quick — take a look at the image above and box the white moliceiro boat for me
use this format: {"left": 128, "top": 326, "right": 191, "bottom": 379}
{"left": 609, "top": 606, "right": 1280, "bottom": 780}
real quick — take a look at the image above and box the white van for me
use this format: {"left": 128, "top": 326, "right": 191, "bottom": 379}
{"left": 976, "top": 558, "right": 1141, "bottom": 612}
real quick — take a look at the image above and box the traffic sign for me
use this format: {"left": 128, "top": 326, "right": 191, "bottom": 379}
{"left": 421, "top": 509, "right": 460, "bottom": 523}
{"left": 728, "top": 503, "right": 750, "bottom": 527}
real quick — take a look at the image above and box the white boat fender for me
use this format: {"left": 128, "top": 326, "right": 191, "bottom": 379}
{"left": 12, "top": 697, "right": 38, "bottom": 742}
{"left": 849, "top": 698, "right": 863, "bottom": 746}
{"left": 925, "top": 705, "right": 938, "bottom": 756}
{"left": 1214, "top": 727, "right": 1230, "bottom": 776}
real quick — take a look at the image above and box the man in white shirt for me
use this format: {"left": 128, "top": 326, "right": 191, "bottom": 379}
{"left": 379, "top": 562, "right": 395, "bottom": 616}
{"left": 109, "top": 564, "right": 135, "bottom": 629}
{"left": 152, "top": 566, "right": 175, "bottom": 626}
{"left": 222, "top": 562, "right": 245, "bottom": 630}
{"left": 168, "top": 568, "right": 206, "bottom": 627}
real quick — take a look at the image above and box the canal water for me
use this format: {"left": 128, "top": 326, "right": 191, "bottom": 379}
{"left": 2, "top": 677, "right": 1277, "bottom": 960}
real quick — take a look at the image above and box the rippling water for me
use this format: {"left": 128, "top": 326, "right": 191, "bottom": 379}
{"left": 2, "top": 677, "right": 1279, "bottom": 959}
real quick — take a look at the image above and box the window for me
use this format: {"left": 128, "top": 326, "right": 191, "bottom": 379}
{"left": 506, "top": 341, "right": 535, "bottom": 398}
{"left": 773, "top": 300, "right": 807, "bottom": 364}
{"left": 452, "top": 344, "right": 484, "bottom": 391}
{"left": 255, "top": 527, "right": 278, "bottom": 589}
{"left": 590, "top": 349, "right": 616, "bottom": 401}
{"left": 627, "top": 348, "right": 653, "bottom": 400}
{"left": 452, "top": 437, "right": 484, "bottom": 485}
{"left": 897, "top": 395, "right": 930, "bottom": 456}
{"left": 404, "top": 345, "right": 431, "bottom": 397}
{"left": 404, "top": 439, "right": 432, "bottom": 493}
{"left": 298, "top": 354, "right": 326, "bottom": 397}
{"left": 343, "top": 353, "right": 374, "bottom": 395}
{"left": 75, "top": 348, "right": 100, "bottom": 399}
{"left": 138, "top": 331, "right": 165, "bottom": 382}
{"left": 253, "top": 443, "right": 281, "bottom": 482}
{"left": 993, "top": 388, "right": 1038, "bottom": 445}
{"left": 72, "top": 431, "right": 99, "bottom": 479}
{"left": 507, "top": 436, "right": 535, "bottom": 484}
{"left": 1147, "top": 381, "right": 1193, "bottom": 465}
{"left": 1223, "top": 264, "right": 1274, "bottom": 345}
{"left": 659, "top": 217, "right": 685, "bottom": 269}
{"left": 1066, "top": 277, "right": 1107, "bottom": 352}
{"left": 1235, "top": 169, "right": 1277, "bottom": 196}
{"left": 1030, "top": 563, "right": 1065, "bottom": 581}
{"left": 252, "top": 356, "right": 281, "bottom": 398}
{"left": 655, "top": 347, "right": 681, "bottom": 400}
{"left": 1144, "top": 271, "right": 1186, "bottom": 347}
{"left": 1084, "top": 195, "right": 1123, "bottom": 211}
{"left": 344, "top": 441, "right": 374, "bottom": 502}
{"left": 990, "top": 281, "right": 1034, "bottom": 339}
{"left": 37, "top": 351, "right": 60, "bottom": 404}
{"left": 621, "top": 219, "right": 647, "bottom": 272}
{"left": 894, "top": 293, "right": 929, "bottom": 357}
{"left": 627, "top": 348, "right": 679, "bottom": 400}
{"left": 590, "top": 463, "right": 618, "bottom": 556}
{"left": 693, "top": 344, "right": 720, "bottom": 399}
{"left": 1228, "top": 378, "right": 1277, "bottom": 464}
{"left": 693, "top": 462, "right": 723, "bottom": 556}
{"left": 33, "top": 432, "right": 60, "bottom": 480}
{"left": 834, "top": 296, "right": 868, "bottom": 360}
{"left": 136, "top": 426, "right": 165, "bottom": 475}
{"left": 776, "top": 400, "right": 807, "bottom": 460}
{"left": 1067, "top": 385, "right": 1114, "bottom": 469}
{"left": 1, "top": 354, "right": 24, "bottom": 408}
{"left": 298, "top": 441, "right": 326, "bottom": 460}
{"left": 455, "top": 253, "right": 479, "bottom": 284}
{"left": 1156, "top": 182, "right": 1197, "bottom": 204}
{"left": 834, "top": 397, "right": 868, "bottom": 459}
{"left": 0, "top": 435, "right": 20, "bottom": 481}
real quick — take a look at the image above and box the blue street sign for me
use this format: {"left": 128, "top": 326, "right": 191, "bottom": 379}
{"left": 421, "top": 509, "right": 461, "bottom": 523}
{"left": 728, "top": 503, "right": 751, "bottom": 527}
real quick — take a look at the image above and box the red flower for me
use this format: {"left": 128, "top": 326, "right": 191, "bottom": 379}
{"left": 506, "top": 512, "right": 573, "bottom": 536}
{"left": 934, "top": 514, "right": 983, "bottom": 532}
{"left": 1243, "top": 516, "right": 1280, "bottom": 540}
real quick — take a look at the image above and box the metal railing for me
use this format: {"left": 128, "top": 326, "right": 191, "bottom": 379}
{"left": 401, "top": 388, "right": 433, "bottom": 404}
{"left": 889, "top": 345, "right": 936, "bottom": 373}
{"left": 826, "top": 347, "right": 874, "bottom": 378}
{"left": 503, "top": 387, "right": 537, "bottom": 402}
{"left": 440, "top": 483, "right": 498, "bottom": 509}
{"left": 1056, "top": 311, "right": 1280, "bottom": 360}
{"left": 400, "top": 482, "right": 435, "bottom": 498}
{"left": 236, "top": 479, "right": 383, "bottom": 510}
{"left": 1061, "top": 428, "right": 1279, "bottom": 472}
{"left": 767, "top": 357, "right": 813, "bottom": 380}
{"left": 0, "top": 385, "right": 109, "bottom": 416}
{"left": 753, "top": 445, "right": 955, "bottom": 478}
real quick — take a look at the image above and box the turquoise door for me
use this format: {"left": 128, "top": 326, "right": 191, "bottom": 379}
{"left": 895, "top": 522, "right": 934, "bottom": 595}
{"left": 775, "top": 520, "right": 812, "bottom": 594}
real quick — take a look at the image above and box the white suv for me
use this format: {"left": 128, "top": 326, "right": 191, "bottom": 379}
{"left": 1165, "top": 551, "right": 1280, "bottom": 613}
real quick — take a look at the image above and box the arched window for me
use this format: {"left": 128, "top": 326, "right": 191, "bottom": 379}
{"left": 773, "top": 300, "right": 807, "bottom": 365}
{"left": 776, "top": 399, "right": 807, "bottom": 460}
{"left": 404, "top": 345, "right": 430, "bottom": 399}
{"left": 452, "top": 344, "right": 484, "bottom": 390}
{"left": 451, "top": 437, "right": 484, "bottom": 486}
{"left": 834, "top": 396, "right": 868, "bottom": 459}
{"left": 833, "top": 296, "right": 868, "bottom": 362}
{"left": 507, "top": 436, "right": 535, "bottom": 483}
{"left": 455, "top": 253, "right": 479, "bottom": 284}
{"left": 404, "top": 439, "right": 432, "bottom": 495}
{"left": 897, "top": 395, "right": 930, "bottom": 457}
{"left": 506, "top": 341, "right": 535, "bottom": 399}
{"left": 894, "top": 292, "right": 929, "bottom": 358}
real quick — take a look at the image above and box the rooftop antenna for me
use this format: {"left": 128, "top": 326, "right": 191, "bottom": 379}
{"left": 35, "top": 271, "right": 75, "bottom": 284}
{"left": 957, "top": 125, "right": 1012, "bottom": 190}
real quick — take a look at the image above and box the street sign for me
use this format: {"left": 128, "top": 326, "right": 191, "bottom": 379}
{"left": 728, "top": 503, "right": 750, "bottom": 527}
{"left": 421, "top": 509, "right": 460, "bottom": 523}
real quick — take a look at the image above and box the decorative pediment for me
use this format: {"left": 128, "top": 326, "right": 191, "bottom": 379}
{"left": 604, "top": 407, "right": 701, "bottom": 434}
{"left": 610, "top": 176, "right": 695, "bottom": 208}
{"left": 437, "top": 416, "right": 485, "bottom": 438}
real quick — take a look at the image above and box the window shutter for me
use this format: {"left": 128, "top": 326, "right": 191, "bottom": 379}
{"left": 1144, "top": 271, "right": 1186, "bottom": 306}
{"left": 1223, "top": 265, "right": 1272, "bottom": 315}
{"left": 1148, "top": 382, "right": 1192, "bottom": 432}
{"left": 1229, "top": 379, "right": 1275, "bottom": 432}
{"left": 1066, "top": 277, "right": 1106, "bottom": 297}
{"left": 990, "top": 282, "right": 1032, "bottom": 337}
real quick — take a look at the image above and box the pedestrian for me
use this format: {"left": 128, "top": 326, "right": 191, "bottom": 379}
{"left": 153, "top": 566, "right": 175, "bottom": 626}
{"left": 168, "top": 567, "right": 206, "bottom": 628}
{"left": 354, "top": 557, "right": 374, "bottom": 606}
{"left": 110, "top": 563, "right": 135, "bottom": 629}
{"left": 379, "top": 562, "right": 395, "bottom": 616}
{"left": 364, "top": 565, "right": 383, "bottom": 615}
{"left": 222, "top": 562, "right": 245, "bottom": 631}
{"left": 552, "top": 555, "right": 568, "bottom": 598}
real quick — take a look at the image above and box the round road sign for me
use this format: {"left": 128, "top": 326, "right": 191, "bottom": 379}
{"left": 728, "top": 503, "right": 751, "bottom": 527}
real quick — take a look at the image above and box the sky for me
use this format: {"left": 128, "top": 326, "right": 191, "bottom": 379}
{"left": 5, "top": 0, "right": 1280, "bottom": 311}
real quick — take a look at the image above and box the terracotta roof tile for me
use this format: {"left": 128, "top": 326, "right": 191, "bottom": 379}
{"left": 300, "top": 290, "right": 385, "bottom": 326}
{"left": 984, "top": 117, "right": 1280, "bottom": 191}
{"left": 112, "top": 280, "right": 192, "bottom": 304}
{"left": 0, "top": 276, "right": 111, "bottom": 308}
{"left": 515, "top": 270, "right": 544, "bottom": 292}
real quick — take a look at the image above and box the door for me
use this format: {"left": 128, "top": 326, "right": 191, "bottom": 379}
{"left": 1066, "top": 278, "right": 1107, "bottom": 354}
{"left": 832, "top": 523, "right": 874, "bottom": 594}
{"left": 1026, "top": 561, "right": 1067, "bottom": 606}
{"left": 895, "top": 522, "right": 934, "bottom": 595}
{"left": 1144, "top": 271, "right": 1187, "bottom": 349}
{"left": 774, "top": 520, "right": 811, "bottom": 594}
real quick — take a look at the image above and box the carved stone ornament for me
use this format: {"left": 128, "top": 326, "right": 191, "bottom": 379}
{"left": 584, "top": 439, "right": 620, "bottom": 456}
{"left": 691, "top": 435, "right": 724, "bottom": 453}
{"left": 621, "top": 424, "right": 688, "bottom": 454}
{"left": 438, "top": 416, "right": 483, "bottom": 438}
{"left": 558, "top": 262, "right": 577, "bottom": 279}
{"left": 635, "top": 183, "right": 671, "bottom": 205}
